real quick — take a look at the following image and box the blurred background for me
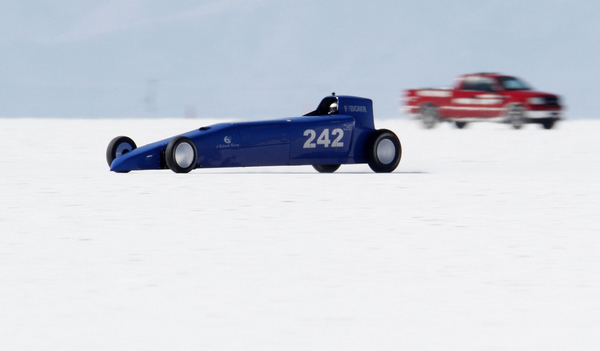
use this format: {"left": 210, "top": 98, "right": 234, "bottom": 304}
{"left": 1, "top": 0, "right": 598, "bottom": 119}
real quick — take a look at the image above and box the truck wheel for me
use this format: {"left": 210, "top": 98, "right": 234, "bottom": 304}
{"left": 541, "top": 119, "right": 556, "bottom": 130}
{"left": 165, "top": 136, "right": 197, "bottom": 173}
{"left": 420, "top": 105, "right": 439, "bottom": 129}
{"left": 106, "top": 136, "right": 136, "bottom": 167}
{"left": 455, "top": 121, "right": 468, "bottom": 129}
{"left": 508, "top": 105, "right": 525, "bottom": 129}
{"left": 367, "top": 130, "right": 402, "bottom": 173}
{"left": 313, "top": 165, "right": 340, "bottom": 173}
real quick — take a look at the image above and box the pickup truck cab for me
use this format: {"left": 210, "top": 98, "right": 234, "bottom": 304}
{"left": 403, "top": 73, "right": 563, "bottom": 129}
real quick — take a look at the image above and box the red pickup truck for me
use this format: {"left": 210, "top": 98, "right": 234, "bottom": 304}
{"left": 403, "top": 73, "right": 563, "bottom": 129}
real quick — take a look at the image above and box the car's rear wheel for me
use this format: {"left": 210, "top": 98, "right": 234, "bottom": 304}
{"left": 165, "top": 136, "right": 198, "bottom": 173}
{"left": 313, "top": 164, "right": 340, "bottom": 173}
{"left": 367, "top": 129, "right": 402, "bottom": 173}
{"left": 106, "top": 136, "right": 137, "bottom": 168}
{"left": 420, "top": 104, "right": 439, "bottom": 129}
{"left": 508, "top": 105, "right": 525, "bottom": 129}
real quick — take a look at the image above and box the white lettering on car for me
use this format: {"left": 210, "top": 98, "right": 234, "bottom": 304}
{"left": 343, "top": 105, "right": 368, "bottom": 113}
{"left": 331, "top": 128, "right": 344, "bottom": 147}
{"left": 303, "top": 129, "right": 316, "bottom": 148}
{"left": 317, "top": 129, "right": 331, "bottom": 147}
{"left": 303, "top": 129, "right": 345, "bottom": 149}
{"left": 217, "top": 135, "right": 240, "bottom": 148}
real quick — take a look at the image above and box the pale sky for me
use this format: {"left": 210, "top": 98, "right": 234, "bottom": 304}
{"left": 1, "top": 0, "right": 599, "bottom": 118}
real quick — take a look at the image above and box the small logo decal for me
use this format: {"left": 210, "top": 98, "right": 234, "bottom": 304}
{"left": 217, "top": 136, "right": 239, "bottom": 149}
{"left": 343, "top": 105, "right": 368, "bottom": 113}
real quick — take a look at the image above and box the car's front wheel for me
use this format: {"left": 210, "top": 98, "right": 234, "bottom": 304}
{"left": 165, "top": 136, "right": 198, "bottom": 173}
{"left": 541, "top": 119, "right": 556, "bottom": 130}
{"left": 366, "top": 129, "right": 402, "bottom": 173}
{"left": 313, "top": 164, "right": 340, "bottom": 173}
{"left": 106, "top": 136, "right": 137, "bottom": 169}
{"left": 455, "top": 121, "right": 468, "bottom": 129}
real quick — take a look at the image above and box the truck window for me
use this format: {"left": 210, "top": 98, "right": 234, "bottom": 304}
{"left": 462, "top": 77, "right": 480, "bottom": 91}
{"left": 462, "top": 77, "right": 495, "bottom": 92}
{"left": 497, "top": 77, "right": 531, "bottom": 91}
{"left": 478, "top": 78, "right": 495, "bottom": 92}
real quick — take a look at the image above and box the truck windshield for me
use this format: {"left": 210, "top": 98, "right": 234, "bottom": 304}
{"left": 497, "top": 77, "right": 531, "bottom": 91}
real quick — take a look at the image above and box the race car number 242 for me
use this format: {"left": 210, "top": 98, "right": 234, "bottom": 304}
{"left": 303, "top": 128, "right": 344, "bottom": 148}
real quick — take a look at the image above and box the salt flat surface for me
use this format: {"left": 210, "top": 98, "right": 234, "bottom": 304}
{"left": 1, "top": 117, "right": 599, "bottom": 350}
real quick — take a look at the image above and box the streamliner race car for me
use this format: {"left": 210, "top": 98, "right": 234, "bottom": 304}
{"left": 106, "top": 94, "right": 402, "bottom": 174}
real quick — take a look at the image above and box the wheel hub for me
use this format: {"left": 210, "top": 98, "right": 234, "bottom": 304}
{"left": 175, "top": 143, "right": 195, "bottom": 168}
{"left": 116, "top": 143, "right": 133, "bottom": 157}
{"left": 377, "top": 139, "right": 396, "bottom": 165}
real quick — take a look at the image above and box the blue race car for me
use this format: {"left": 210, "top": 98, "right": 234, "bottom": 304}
{"left": 106, "top": 94, "right": 401, "bottom": 173}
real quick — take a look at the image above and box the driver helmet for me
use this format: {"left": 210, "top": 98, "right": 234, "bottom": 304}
{"left": 329, "top": 102, "right": 338, "bottom": 114}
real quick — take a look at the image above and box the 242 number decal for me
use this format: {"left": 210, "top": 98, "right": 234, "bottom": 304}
{"left": 303, "top": 128, "right": 344, "bottom": 149}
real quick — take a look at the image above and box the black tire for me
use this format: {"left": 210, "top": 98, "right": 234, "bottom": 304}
{"left": 542, "top": 119, "right": 556, "bottom": 130}
{"left": 508, "top": 105, "right": 525, "bottom": 129}
{"left": 420, "top": 104, "right": 439, "bottom": 129}
{"left": 106, "top": 136, "right": 137, "bottom": 167}
{"left": 313, "top": 164, "right": 340, "bottom": 173}
{"left": 366, "top": 129, "right": 402, "bottom": 173}
{"left": 165, "top": 136, "right": 198, "bottom": 173}
{"left": 455, "top": 121, "right": 468, "bottom": 129}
